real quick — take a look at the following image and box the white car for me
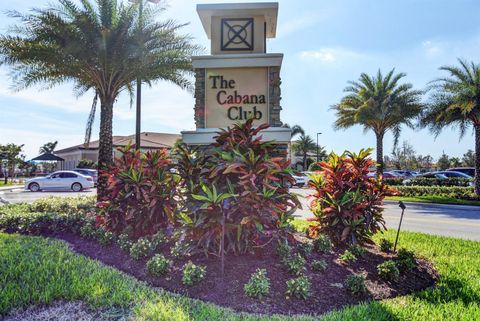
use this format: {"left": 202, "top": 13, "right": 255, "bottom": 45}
{"left": 25, "top": 171, "right": 95, "bottom": 192}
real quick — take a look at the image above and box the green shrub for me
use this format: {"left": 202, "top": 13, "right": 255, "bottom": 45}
{"left": 150, "top": 231, "right": 166, "bottom": 250}
{"left": 394, "top": 186, "right": 477, "bottom": 200}
{"left": 182, "top": 261, "right": 206, "bottom": 286}
{"left": 377, "top": 260, "right": 400, "bottom": 282}
{"left": 396, "top": 248, "right": 416, "bottom": 271}
{"left": 311, "top": 259, "right": 328, "bottom": 272}
{"left": 277, "top": 239, "right": 291, "bottom": 259}
{"left": 308, "top": 149, "right": 396, "bottom": 244}
{"left": 344, "top": 274, "right": 367, "bottom": 295}
{"left": 129, "top": 237, "right": 154, "bottom": 260}
{"left": 170, "top": 239, "right": 190, "bottom": 258}
{"left": 403, "top": 177, "right": 473, "bottom": 187}
{"left": 313, "top": 234, "right": 332, "bottom": 253}
{"left": 176, "top": 119, "right": 300, "bottom": 256}
{"left": 244, "top": 268, "right": 270, "bottom": 299}
{"left": 348, "top": 244, "right": 366, "bottom": 257}
{"left": 285, "top": 275, "right": 310, "bottom": 300}
{"left": 379, "top": 238, "right": 393, "bottom": 252}
{"left": 96, "top": 228, "right": 115, "bottom": 246}
{"left": 340, "top": 250, "right": 357, "bottom": 263}
{"left": 297, "top": 241, "right": 313, "bottom": 257}
{"left": 30, "top": 196, "right": 95, "bottom": 214}
{"left": 146, "top": 254, "right": 171, "bottom": 277}
{"left": 284, "top": 253, "right": 306, "bottom": 276}
{"left": 117, "top": 234, "right": 133, "bottom": 252}
{"left": 0, "top": 203, "right": 88, "bottom": 234}
{"left": 79, "top": 221, "right": 97, "bottom": 239}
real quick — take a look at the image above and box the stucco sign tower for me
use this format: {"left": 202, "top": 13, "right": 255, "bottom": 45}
{"left": 181, "top": 2, "right": 291, "bottom": 145}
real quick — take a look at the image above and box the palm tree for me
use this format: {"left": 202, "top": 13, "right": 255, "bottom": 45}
{"left": 421, "top": 59, "right": 480, "bottom": 195}
{"left": 292, "top": 134, "right": 316, "bottom": 170}
{"left": 332, "top": 69, "right": 423, "bottom": 173}
{"left": 39, "top": 141, "right": 58, "bottom": 154}
{"left": 0, "top": 0, "right": 198, "bottom": 198}
{"left": 283, "top": 123, "right": 305, "bottom": 161}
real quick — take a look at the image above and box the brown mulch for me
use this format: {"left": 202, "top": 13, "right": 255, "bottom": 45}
{"left": 37, "top": 231, "right": 439, "bottom": 316}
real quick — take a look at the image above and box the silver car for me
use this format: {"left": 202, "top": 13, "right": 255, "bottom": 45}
{"left": 25, "top": 171, "right": 95, "bottom": 192}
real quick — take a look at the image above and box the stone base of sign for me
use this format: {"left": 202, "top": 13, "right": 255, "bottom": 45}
{"left": 181, "top": 127, "right": 291, "bottom": 145}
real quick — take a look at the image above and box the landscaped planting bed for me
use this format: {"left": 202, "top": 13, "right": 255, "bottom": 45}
{"left": 22, "top": 229, "right": 436, "bottom": 316}
{"left": 2, "top": 229, "right": 480, "bottom": 320}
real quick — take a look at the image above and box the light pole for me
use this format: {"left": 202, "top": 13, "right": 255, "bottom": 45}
{"left": 316, "top": 132, "right": 322, "bottom": 162}
{"left": 129, "top": 0, "right": 161, "bottom": 150}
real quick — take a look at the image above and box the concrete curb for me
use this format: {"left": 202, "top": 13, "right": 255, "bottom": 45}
{"left": 0, "top": 185, "right": 23, "bottom": 192}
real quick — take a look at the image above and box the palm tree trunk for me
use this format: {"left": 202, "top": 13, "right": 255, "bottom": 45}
{"left": 475, "top": 124, "right": 480, "bottom": 196}
{"left": 303, "top": 153, "right": 307, "bottom": 170}
{"left": 376, "top": 132, "right": 384, "bottom": 174}
{"left": 97, "top": 97, "right": 114, "bottom": 200}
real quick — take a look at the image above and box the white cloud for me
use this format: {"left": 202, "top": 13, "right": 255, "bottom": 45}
{"left": 421, "top": 40, "right": 443, "bottom": 58}
{"left": 299, "top": 47, "right": 364, "bottom": 63}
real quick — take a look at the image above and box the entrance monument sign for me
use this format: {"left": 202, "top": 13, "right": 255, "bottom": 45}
{"left": 181, "top": 2, "right": 291, "bottom": 145}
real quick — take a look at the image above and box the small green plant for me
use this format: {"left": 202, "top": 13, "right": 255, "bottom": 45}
{"left": 340, "top": 250, "right": 357, "bottom": 263}
{"left": 129, "top": 237, "right": 154, "bottom": 260}
{"left": 379, "top": 238, "right": 393, "bottom": 252}
{"left": 377, "top": 260, "right": 400, "bottom": 282}
{"left": 117, "top": 233, "right": 133, "bottom": 252}
{"left": 182, "top": 261, "right": 206, "bottom": 286}
{"left": 348, "top": 244, "right": 366, "bottom": 257}
{"left": 79, "top": 221, "right": 97, "bottom": 239}
{"left": 313, "top": 234, "right": 332, "bottom": 253}
{"left": 311, "top": 259, "right": 328, "bottom": 272}
{"left": 277, "top": 239, "right": 292, "bottom": 260}
{"left": 285, "top": 275, "right": 310, "bottom": 300}
{"left": 147, "top": 254, "right": 171, "bottom": 277}
{"left": 284, "top": 253, "right": 306, "bottom": 276}
{"left": 396, "top": 248, "right": 416, "bottom": 271}
{"left": 298, "top": 241, "right": 314, "bottom": 257}
{"left": 244, "top": 268, "right": 270, "bottom": 299}
{"left": 344, "top": 274, "right": 367, "bottom": 295}
{"left": 170, "top": 239, "right": 190, "bottom": 258}
{"left": 150, "top": 231, "right": 166, "bottom": 250}
{"left": 96, "top": 228, "right": 115, "bottom": 246}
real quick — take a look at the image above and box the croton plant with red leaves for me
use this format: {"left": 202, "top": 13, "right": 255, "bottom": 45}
{"left": 177, "top": 119, "right": 301, "bottom": 256}
{"left": 98, "top": 143, "right": 179, "bottom": 238}
{"left": 307, "top": 148, "right": 398, "bottom": 245}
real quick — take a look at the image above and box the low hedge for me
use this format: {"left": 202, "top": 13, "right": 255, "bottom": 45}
{"left": 393, "top": 186, "right": 478, "bottom": 200}
{"left": 385, "top": 177, "right": 472, "bottom": 187}
{"left": 0, "top": 196, "right": 95, "bottom": 234}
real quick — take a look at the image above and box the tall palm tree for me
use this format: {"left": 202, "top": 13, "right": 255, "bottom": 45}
{"left": 332, "top": 69, "right": 423, "bottom": 173}
{"left": 0, "top": 0, "right": 198, "bottom": 198}
{"left": 283, "top": 123, "right": 305, "bottom": 161}
{"left": 292, "top": 134, "right": 316, "bottom": 170}
{"left": 39, "top": 141, "right": 58, "bottom": 154}
{"left": 421, "top": 59, "right": 480, "bottom": 195}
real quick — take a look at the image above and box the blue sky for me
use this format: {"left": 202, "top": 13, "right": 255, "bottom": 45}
{"left": 0, "top": 0, "right": 479, "bottom": 159}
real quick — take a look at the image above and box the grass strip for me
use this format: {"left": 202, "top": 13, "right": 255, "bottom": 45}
{"left": 1, "top": 227, "right": 480, "bottom": 320}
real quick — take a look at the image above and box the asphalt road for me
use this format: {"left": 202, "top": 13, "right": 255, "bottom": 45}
{"left": 293, "top": 188, "right": 480, "bottom": 241}
{"left": 0, "top": 187, "right": 96, "bottom": 204}
{"left": 1, "top": 187, "right": 479, "bottom": 241}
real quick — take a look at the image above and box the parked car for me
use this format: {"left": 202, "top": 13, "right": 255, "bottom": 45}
{"left": 284, "top": 172, "right": 307, "bottom": 188}
{"left": 25, "top": 171, "right": 94, "bottom": 192}
{"left": 367, "top": 171, "right": 400, "bottom": 178}
{"left": 73, "top": 168, "right": 98, "bottom": 185}
{"left": 403, "top": 171, "right": 473, "bottom": 185}
{"left": 390, "top": 170, "right": 417, "bottom": 178}
{"left": 446, "top": 167, "right": 475, "bottom": 177}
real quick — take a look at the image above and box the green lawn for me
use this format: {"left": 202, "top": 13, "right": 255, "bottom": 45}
{"left": 1, "top": 229, "right": 479, "bottom": 320}
{"left": 385, "top": 195, "right": 480, "bottom": 206}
